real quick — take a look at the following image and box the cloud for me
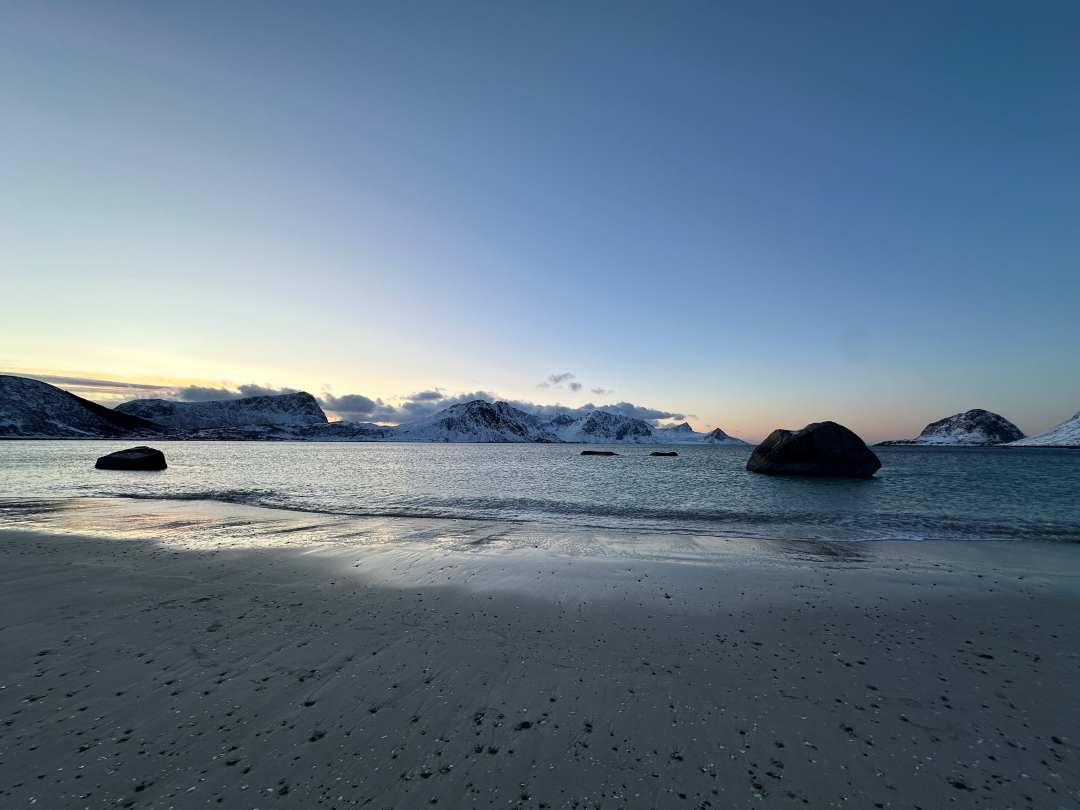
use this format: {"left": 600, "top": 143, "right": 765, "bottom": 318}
{"left": 590, "top": 387, "right": 612, "bottom": 395}
{"left": 25, "top": 374, "right": 163, "bottom": 391}
{"left": 315, "top": 390, "right": 393, "bottom": 421}
{"left": 497, "top": 398, "right": 685, "bottom": 424}
{"left": 171, "top": 385, "right": 237, "bottom": 401}
{"left": 317, "top": 386, "right": 683, "bottom": 426}
{"left": 13, "top": 373, "right": 308, "bottom": 406}
{"left": 173, "top": 383, "right": 298, "bottom": 402}
{"left": 408, "top": 389, "right": 447, "bottom": 402}
{"left": 12, "top": 373, "right": 173, "bottom": 402}
{"left": 594, "top": 401, "right": 686, "bottom": 421}
{"left": 318, "top": 389, "right": 497, "bottom": 423}
{"left": 539, "top": 371, "right": 577, "bottom": 389}
{"left": 394, "top": 390, "right": 497, "bottom": 421}
{"left": 568, "top": 381, "right": 582, "bottom": 392}
{"left": 237, "top": 384, "right": 298, "bottom": 398}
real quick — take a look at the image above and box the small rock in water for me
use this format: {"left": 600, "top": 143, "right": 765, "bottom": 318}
{"left": 580, "top": 450, "right": 618, "bottom": 456}
{"left": 94, "top": 446, "right": 167, "bottom": 471}
{"left": 650, "top": 451, "right": 678, "bottom": 457}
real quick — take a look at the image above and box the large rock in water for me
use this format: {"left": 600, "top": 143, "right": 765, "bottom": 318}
{"left": 747, "top": 422, "right": 881, "bottom": 478}
{"left": 95, "top": 446, "right": 167, "bottom": 471}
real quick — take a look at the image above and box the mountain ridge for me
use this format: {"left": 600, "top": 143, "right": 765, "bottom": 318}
{"left": 116, "top": 392, "right": 327, "bottom": 431}
{"left": 1, "top": 374, "right": 743, "bottom": 444}
{"left": 0, "top": 375, "right": 163, "bottom": 438}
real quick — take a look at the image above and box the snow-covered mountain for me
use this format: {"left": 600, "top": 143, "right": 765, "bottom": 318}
{"left": 0, "top": 375, "right": 750, "bottom": 445}
{"left": 386, "top": 403, "right": 751, "bottom": 445}
{"left": 1008, "top": 411, "right": 1080, "bottom": 447}
{"left": 702, "top": 427, "right": 747, "bottom": 445}
{"left": 658, "top": 421, "right": 695, "bottom": 436}
{"left": 116, "top": 392, "right": 327, "bottom": 431}
{"left": 540, "top": 412, "right": 747, "bottom": 444}
{"left": 652, "top": 422, "right": 747, "bottom": 445}
{"left": 879, "top": 409, "right": 1024, "bottom": 446}
{"left": 548, "top": 410, "right": 656, "bottom": 443}
{"left": 0, "top": 375, "right": 162, "bottom": 438}
{"left": 393, "top": 400, "right": 558, "bottom": 442}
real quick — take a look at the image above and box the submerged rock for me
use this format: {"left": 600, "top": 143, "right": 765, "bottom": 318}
{"left": 747, "top": 422, "right": 880, "bottom": 478}
{"left": 95, "top": 446, "right": 167, "bottom": 471}
{"left": 580, "top": 450, "right": 618, "bottom": 456}
{"left": 650, "top": 451, "right": 678, "bottom": 457}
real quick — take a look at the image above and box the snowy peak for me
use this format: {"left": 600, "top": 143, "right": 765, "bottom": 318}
{"left": 1008, "top": 411, "right": 1080, "bottom": 447}
{"left": 549, "top": 410, "right": 655, "bottom": 443}
{"left": 116, "top": 392, "right": 327, "bottom": 431}
{"left": 0, "top": 375, "right": 162, "bottom": 438}
{"left": 881, "top": 409, "right": 1025, "bottom": 446}
{"left": 915, "top": 409, "right": 1024, "bottom": 445}
{"left": 396, "top": 400, "right": 557, "bottom": 443}
{"left": 659, "top": 422, "right": 694, "bottom": 434}
{"left": 544, "top": 412, "right": 748, "bottom": 444}
{"left": 703, "top": 427, "right": 746, "bottom": 445}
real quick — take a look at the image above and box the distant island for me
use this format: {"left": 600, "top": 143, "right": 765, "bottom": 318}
{"left": 877, "top": 408, "right": 1025, "bottom": 446}
{"left": 877, "top": 407, "right": 1080, "bottom": 448}
{"left": 0, "top": 375, "right": 748, "bottom": 445}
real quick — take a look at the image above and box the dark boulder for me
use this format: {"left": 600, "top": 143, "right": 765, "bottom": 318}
{"left": 95, "top": 446, "right": 168, "bottom": 471}
{"left": 746, "top": 422, "right": 880, "bottom": 478}
{"left": 580, "top": 450, "right": 618, "bottom": 456}
{"left": 650, "top": 451, "right": 678, "bottom": 457}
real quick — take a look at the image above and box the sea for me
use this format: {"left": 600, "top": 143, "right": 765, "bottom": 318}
{"left": 1, "top": 440, "right": 1078, "bottom": 545}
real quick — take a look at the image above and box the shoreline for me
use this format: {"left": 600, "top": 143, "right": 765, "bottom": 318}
{"left": 4, "top": 494, "right": 1080, "bottom": 567}
{"left": 6, "top": 435, "right": 1080, "bottom": 449}
{"left": 2, "top": 500, "right": 1079, "bottom": 808}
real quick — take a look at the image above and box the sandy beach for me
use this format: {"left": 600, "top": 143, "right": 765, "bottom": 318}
{"left": 1, "top": 499, "right": 1078, "bottom": 809}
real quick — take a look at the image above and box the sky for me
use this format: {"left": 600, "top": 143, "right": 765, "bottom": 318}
{"left": 2, "top": 1, "right": 1078, "bottom": 442}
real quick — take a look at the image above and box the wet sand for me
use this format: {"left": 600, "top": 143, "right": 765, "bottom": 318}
{"left": 1, "top": 499, "right": 1078, "bottom": 809}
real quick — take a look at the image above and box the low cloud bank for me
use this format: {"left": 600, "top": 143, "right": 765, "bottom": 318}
{"left": 174, "top": 384, "right": 299, "bottom": 401}
{"left": 320, "top": 387, "right": 684, "bottom": 425}
{"left": 27, "top": 373, "right": 683, "bottom": 428}
{"left": 321, "top": 389, "right": 499, "bottom": 423}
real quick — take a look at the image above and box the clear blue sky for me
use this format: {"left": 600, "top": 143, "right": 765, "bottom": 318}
{"left": 3, "top": 1, "right": 1078, "bottom": 441}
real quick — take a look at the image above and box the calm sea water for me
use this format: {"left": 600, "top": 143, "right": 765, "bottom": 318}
{"left": 1, "top": 440, "right": 1078, "bottom": 543}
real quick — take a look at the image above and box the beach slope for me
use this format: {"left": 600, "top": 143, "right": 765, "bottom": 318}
{"left": 1, "top": 507, "right": 1078, "bottom": 809}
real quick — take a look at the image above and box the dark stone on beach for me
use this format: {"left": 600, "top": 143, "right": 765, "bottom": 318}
{"left": 581, "top": 450, "right": 618, "bottom": 456}
{"left": 650, "top": 451, "right": 678, "bottom": 457}
{"left": 746, "top": 422, "right": 880, "bottom": 478}
{"left": 95, "top": 446, "right": 167, "bottom": 471}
